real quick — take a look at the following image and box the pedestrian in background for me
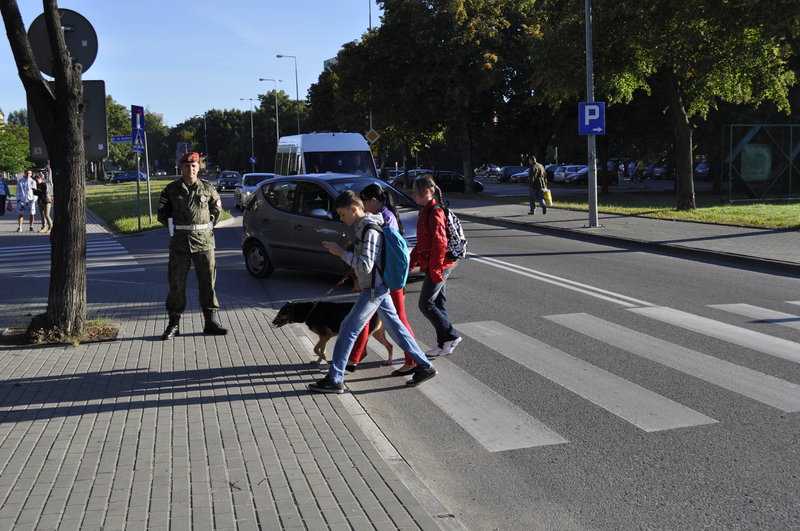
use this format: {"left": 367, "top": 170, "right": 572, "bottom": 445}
{"left": 157, "top": 152, "right": 228, "bottom": 340}
{"left": 410, "top": 176, "right": 462, "bottom": 357}
{"left": 0, "top": 176, "right": 10, "bottom": 216}
{"left": 15, "top": 169, "right": 36, "bottom": 232}
{"left": 34, "top": 173, "right": 53, "bottom": 232}
{"left": 527, "top": 155, "right": 547, "bottom": 215}
{"left": 311, "top": 190, "right": 436, "bottom": 393}
{"left": 346, "top": 183, "right": 418, "bottom": 376}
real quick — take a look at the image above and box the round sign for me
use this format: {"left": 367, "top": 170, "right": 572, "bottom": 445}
{"left": 27, "top": 9, "right": 98, "bottom": 77}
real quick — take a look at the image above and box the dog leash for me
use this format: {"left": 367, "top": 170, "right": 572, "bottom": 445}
{"left": 306, "top": 273, "right": 350, "bottom": 320}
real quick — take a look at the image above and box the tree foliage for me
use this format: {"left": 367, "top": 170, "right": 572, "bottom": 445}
{"left": 0, "top": 122, "right": 29, "bottom": 174}
{"left": 7, "top": 108, "right": 27, "bottom": 126}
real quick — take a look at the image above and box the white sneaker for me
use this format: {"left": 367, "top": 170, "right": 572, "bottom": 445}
{"left": 441, "top": 337, "right": 462, "bottom": 355}
{"left": 424, "top": 346, "right": 443, "bottom": 357}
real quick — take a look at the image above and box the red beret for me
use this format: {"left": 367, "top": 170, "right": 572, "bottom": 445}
{"left": 179, "top": 152, "right": 200, "bottom": 164}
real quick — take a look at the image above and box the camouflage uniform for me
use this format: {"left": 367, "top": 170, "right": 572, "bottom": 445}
{"left": 158, "top": 178, "right": 222, "bottom": 317}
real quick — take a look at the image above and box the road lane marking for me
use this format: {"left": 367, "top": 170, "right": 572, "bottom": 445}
{"left": 458, "top": 321, "right": 716, "bottom": 432}
{"left": 629, "top": 306, "right": 800, "bottom": 364}
{"left": 546, "top": 313, "right": 800, "bottom": 412}
{"left": 365, "top": 335, "right": 568, "bottom": 451}
{"left": 468, "top": 253, "right": 653, "bottom": 308}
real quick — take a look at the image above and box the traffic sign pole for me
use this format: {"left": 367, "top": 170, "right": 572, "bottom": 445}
{"left": 585, "top": 0, "right": 599, "bottom": 228}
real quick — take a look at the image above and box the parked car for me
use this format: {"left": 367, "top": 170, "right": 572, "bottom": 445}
{"left": 234, "top": 172, "right": 275, "bottom": 210}
{"left": 509, "top": 169, "right": 529, "bottom": 184}
{"left": 154, "top": 169, "right": 167, "bottom": 176}
{"left": 216, "top": 170, "right": 241, "bottom": 192}
{"left": 546, "top": 164, "right": 564, "bottom": 182}
{"left": 564, "top": 167, "right": 589, "bottom": 185}
{"left": 642, "top": 161, "right": 657, "bottom": 179}
{"left": 694, "top": 161, "right": 710, "bottom": 180}
{"left": 474, "top": 163, "right": 500, "bottom": 178}
{"left": 390, "top": 169, "right": 433, "bottom": 189}
{"left": 554, "top": 165, "right": 585, "bottom": 183}
{"left": 241, "top": 174, "right": 418, "bottom": 277}
{"left": 109, "top": 171, "right": 148, "bottom": 183}
{"left": 498, "top": 165, "right": 527, "bottom": 183}
{"left": 652, "top": 162, "right": 670, "bottom": 179}
{"left": 430, "top": 171, "right": 484, "bottom": 193}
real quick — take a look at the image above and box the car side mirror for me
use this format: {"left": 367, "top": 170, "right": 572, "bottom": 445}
{"left": 310, "top": 208, "right": 333, "bottom": 220}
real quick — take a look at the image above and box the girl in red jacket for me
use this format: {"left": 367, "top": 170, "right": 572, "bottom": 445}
{"left": 409, "top": 176, "right": 462, "bottom": 356}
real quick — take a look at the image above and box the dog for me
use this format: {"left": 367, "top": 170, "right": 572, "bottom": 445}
{"left": 272, "top": 301, "right": 393, "bottom": 365}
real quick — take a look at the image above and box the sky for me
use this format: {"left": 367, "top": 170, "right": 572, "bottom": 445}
{"left": 0, "top": 0, "right": 381, "bottom": 126}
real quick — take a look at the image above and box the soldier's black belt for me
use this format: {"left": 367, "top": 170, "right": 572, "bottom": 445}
{"left": 174, "top": 222, "right": 213, "bottom": 230}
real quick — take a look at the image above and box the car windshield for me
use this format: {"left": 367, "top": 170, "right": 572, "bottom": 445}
{"left": 244, "top": 174, "right": 269, "bottom": 186}
{"left": 304, "top": 151, "right": 377, "bottom": 177}
{"left": 328, "top": 177, "right": 416, "bottom": 208}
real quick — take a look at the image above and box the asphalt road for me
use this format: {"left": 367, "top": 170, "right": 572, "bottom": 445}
{"left": 120, "top": 193, "right": 800, "bottom": 530}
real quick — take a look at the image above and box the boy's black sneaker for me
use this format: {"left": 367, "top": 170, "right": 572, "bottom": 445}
{"left": 345, "top": 364, "right": 357, "bottom": 373}
{"left": 406, "top": 366, "right": 437, "bottom": 387}
{"left": 308, "top": 376, "right": 345, "bottom": 394}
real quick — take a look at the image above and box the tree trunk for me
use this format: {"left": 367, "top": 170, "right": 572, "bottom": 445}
{"left": 663, "top": 68, "right": 696, "bottom": 210}
{"left": 2, "top": 0, "right": 87, "bottom": 338}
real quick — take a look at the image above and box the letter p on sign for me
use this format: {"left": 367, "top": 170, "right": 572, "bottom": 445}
{"left": 578, "top": 102, "right": 606, "bottom": 135}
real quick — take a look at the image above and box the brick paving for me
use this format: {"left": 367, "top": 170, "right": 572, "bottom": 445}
{"left": 0, "top": 213, "right": 448, "bottom": 530}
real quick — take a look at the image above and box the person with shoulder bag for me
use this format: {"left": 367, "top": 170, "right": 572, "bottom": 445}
{"left": 527, "top": 155, "right": 548, "bottom": 215}
{"left": 409, "top": 176, "right": 462, "bottom": 357}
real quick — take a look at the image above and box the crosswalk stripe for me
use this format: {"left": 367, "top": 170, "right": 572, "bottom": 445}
{"left": 0, "top": 238, "right": 140, "bottom": 276}
{"left": 545, "top": 313, "right": 800, "bottom": 412}
{"left": 458, "top": 321, "right": 716, "bottom": 432}
{"left": 708, "top": 303, "right": 800, "bottom": 332}
{"left": 362, "top": 335, "right": 568, "bottom": 451}
{"left": 630, "top": 306, "right": 800, "bottom": 364}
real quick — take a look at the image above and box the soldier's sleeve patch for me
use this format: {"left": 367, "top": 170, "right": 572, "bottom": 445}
{"left": 215, "top": 199, "right": 222, "bottom": 207}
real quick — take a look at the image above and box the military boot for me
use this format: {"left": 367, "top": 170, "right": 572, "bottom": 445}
{"left": 203, "top": 310, "right": 228, "bottom": 335}
{"left": 161, "top": 316, "right": 180, "bottom": 340}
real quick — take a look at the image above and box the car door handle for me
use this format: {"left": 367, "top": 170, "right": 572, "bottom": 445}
{"left": 261, "top": 218, "right": 270, "bottom": 224}
{"left": 294, "top": 224, "right": 303, "bottom": 231}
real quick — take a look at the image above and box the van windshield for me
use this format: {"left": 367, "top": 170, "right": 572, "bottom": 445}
{"left": 304, "top": 151, "right": 377, "bottom": 177}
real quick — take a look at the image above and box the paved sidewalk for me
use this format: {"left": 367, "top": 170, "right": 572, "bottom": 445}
{"left": 449, "top": 197, "right": 800, "bottom": 272}
{"left": 0, "top": 212, "right": 458, "bottom": 530}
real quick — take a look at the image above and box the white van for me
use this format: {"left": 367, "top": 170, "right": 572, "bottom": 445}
{"left": 274, "top": 132, "right": 377, "bottom": 178}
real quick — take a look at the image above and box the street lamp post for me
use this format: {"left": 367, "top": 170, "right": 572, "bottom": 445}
{"left": 203, "top": 113, "right": 209, "bottom": 172}
{"left": 240, "top": 97, "right": 257, "bottom": 172}
{"left": 276, "top": 54, "right": 300, "bottom": 134}
{"left": 258, "top": 78, "right": 283, "bottom": 145}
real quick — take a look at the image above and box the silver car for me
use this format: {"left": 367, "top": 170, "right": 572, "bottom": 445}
{"left": 234, "top": 172, "right": 275, "bottom": 210}
{"left": 241, "top": 174, "right": 419, "bottom": 277}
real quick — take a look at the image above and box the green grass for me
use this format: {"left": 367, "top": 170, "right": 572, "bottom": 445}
{"left": 86, "top": 180, "right": 231, "bottom": 233}
{"left": 466, "top": 192, "right": 800, "bottom": 230}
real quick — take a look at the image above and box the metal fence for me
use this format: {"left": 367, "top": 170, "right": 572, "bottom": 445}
{"left": 722, "top": 124, "right": 800, "bottom": 202}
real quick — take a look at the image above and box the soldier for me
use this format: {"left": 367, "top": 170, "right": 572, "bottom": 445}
{"left": 157, "top": 152, "right": 228, "bottom": 340}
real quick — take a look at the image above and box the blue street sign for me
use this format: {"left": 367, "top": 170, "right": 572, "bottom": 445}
{"left": 578, "top": 102, "right": 606, "bottom": 135}
{"left": 131, "top": 105, "right": 145, "bottom": 152}
{"left": 131, "top": 131, "right": 145, "bottom": 152}
{"left": 111, "top": 135, "right": 132, "bottom": 143}
{"left": 249, "top": 156, "right": 257, "bottom": 164}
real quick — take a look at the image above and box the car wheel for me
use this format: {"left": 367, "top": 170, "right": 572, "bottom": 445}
{"left": 244, "top": 241, "right": 273, "bottom": 278}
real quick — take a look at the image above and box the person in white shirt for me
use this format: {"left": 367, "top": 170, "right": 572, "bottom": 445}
{"left": 16, "top": 170, "right": 37, "bottom": 232}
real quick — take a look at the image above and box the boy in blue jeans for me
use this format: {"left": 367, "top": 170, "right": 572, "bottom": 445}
{"left": 309, "top": 190, "right": 437, "bottom": 393}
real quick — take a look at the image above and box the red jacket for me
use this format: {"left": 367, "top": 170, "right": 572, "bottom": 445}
{"left": 410, "top": 199, "right": 454, "bottom": 283}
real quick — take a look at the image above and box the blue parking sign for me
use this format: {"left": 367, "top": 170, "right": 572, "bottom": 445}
{"left": 578, "top": 102, "right": 605, "bottom": 135}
